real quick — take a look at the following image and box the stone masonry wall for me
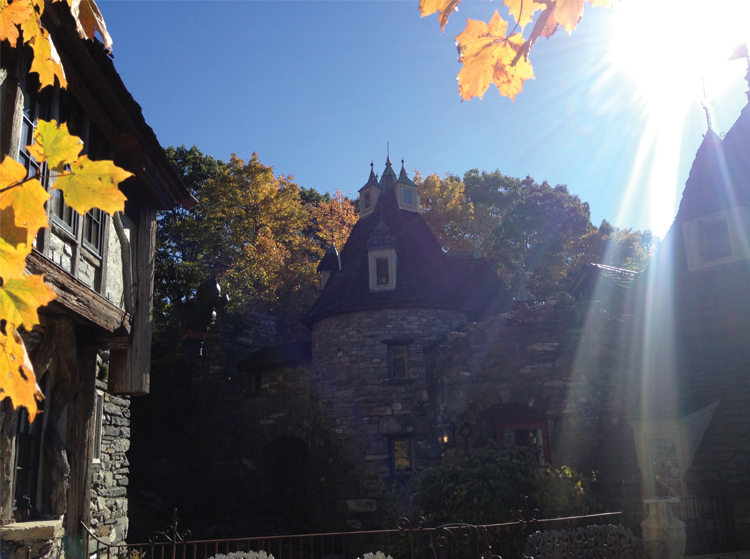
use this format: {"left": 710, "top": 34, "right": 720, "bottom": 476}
{"left": 90, "top": 379, "right": 130, "bottom": 547}
{"left": 430, "top": 298, "right": 641, "bottom": 499}
{"left": 310, "top": 307, "right": 470, "bottom": 529}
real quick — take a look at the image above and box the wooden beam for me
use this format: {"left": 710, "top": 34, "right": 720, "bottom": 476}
{"left": 65, "top": 346, "right": 97, "bottom": 559}
{"left": 26, "top": 250, "right": 131, "bottom": 335}
{"left": 0, "top": 400, "right": 18, "bottom": 523}
{"left": 109, "top": 207, "right": 155, "bottom": 395}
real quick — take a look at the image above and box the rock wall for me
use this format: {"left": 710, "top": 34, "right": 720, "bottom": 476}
{"left": 430, "top": 300, "right": 641, "bottom": 498}
{"left": 90, "top": 379, "right": 131, "bottom": 547}
{"left": 310, "top": 308, "right": 470, "bottom": 529}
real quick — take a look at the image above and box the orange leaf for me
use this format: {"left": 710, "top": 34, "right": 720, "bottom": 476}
{"left": 419, "top": 0, "right": 461, "bottom": 32}
{"left": 455, "top": 11, "right": 534, "bottom": 101}
{"left": 503, "top": 0, "right": 545, "bottom": 30}
{"left": 0, "top": 323, "right": 43, "bottom": 422}
{"left": 29, "top": 30, "right": 67, "bottom": 89}
{"left": 0, "top": 177, "right": 49, "bottom": 236}
{"left": 0, "top": 0, "right": 33, "bottom": 44}
{"left": 69, "top": 0, "right": 112, "bottom": 51}
{"left": 53, "top": 155, "right": 130, "bottom": 215}
{"left": 27, "top": 119, "right": 83, "bottom": 171}
{"left": 0, "top": 274, "right": 56, "bottom": 329}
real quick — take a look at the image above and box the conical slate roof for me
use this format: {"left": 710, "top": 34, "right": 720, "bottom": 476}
{"left": 304, "top": 160, "right": 511, "bottom": 326}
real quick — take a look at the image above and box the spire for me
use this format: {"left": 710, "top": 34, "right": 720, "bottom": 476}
{"left": 359, "top": 161, "right": 379, "bottom": 192}
{"left": 701, "top": 78, "right": 713, "bottom": 131}
{"left": 397, "top": 158, "right": 417, "bottom": 187}
{"left": 379, "top": 154, "right": 397, "bottom": 190}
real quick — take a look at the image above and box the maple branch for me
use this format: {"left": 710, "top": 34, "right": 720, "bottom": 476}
{"left": 511, "top": 4, "right": 553, "bottom": 67}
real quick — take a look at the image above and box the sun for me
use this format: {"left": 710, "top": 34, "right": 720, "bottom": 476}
{"left": 610, "top": 0, "right": 750, "bottom": 110}
{"left": 601, "top": 0, "right": 750, "bottom": 237}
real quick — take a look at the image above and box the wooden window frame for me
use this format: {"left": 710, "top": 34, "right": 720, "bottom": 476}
{"left": 389, "top": 437, "right": 416, "bottom": 477}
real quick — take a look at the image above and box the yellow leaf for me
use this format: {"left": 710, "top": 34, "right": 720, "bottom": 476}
{"left": 503, "top": 0, "right": 545, "bottom": 30}
{"left": 549, "top": 0, "right": 586, "bottom": 35}
{"left": 0, "top": 0, "right": 33, "bottom": 44}
{"left": 419, "top": 0, "right": 461, "bottom": 32}
{"left": 0, "top": 274, "right": 56, "bottom": 329}
{"left": 0, "top": 206, "right": 30, "bottom": 247}
{"left": 69, "top": 0, "right": 112, "bottom": 51}
{"left": 0, "top": 323, "right": 43, "bottom": 422}
{"left": 0, "top": 155, "right": 28, "bottom": 191}
{"left": 29, "top": 30, "right": 67, "bottom": 89}
{"left": 0, "top": 177, "right": 49, "bottom": 236}
{"left": 456, "top": 11, "right": 534, "bottom": 101}
{"left": 27, "top": 119, "right": 83, "bottom": 171}
{"left": 53, "top": 155, "right": 130, "bottom": 215}
{"left": 18, "top": 0, "right": 42, "bottom": 44}
{"left": 0, "top": 236, "right": 31, "bottom": 279}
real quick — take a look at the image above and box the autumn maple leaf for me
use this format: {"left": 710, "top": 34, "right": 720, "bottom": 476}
{"left": 503, "top": 0, "right": 546, "bottom": 30}
{"left": 0, "top": 324, "right": 43, "bottom": 422}
{"left": 54, "top": 155, "right": 131, "bottom": 215}
{"left": 27, "top": 120, "right": 83, "bottom": 172}
{"left": 456, "top": 11, "right": 534, "bottom": 101}
{"left": 0, "top": 275, "right": 56, "bottom": 330}
{"left": 419, "top": 0, "right": 461, "bottom": 32}
{"left": 0, "top": 0, "right": 33, "bottom": 44}
{"left": 29, "top": 29, "right": 67, "bottom": 89}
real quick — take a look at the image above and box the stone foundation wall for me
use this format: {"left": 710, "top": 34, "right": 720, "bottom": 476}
{"left": 90, "top": 380, "right": 130, "bottom": 546}
{"left": 0, "top": 518, "right": 64, "bottom": 559}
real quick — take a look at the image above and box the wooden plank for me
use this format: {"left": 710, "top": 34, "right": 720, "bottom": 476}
{"left": 109, "top": 207, "right": 154, "bottom": 395}
{"left": 26, "top": 250, "right": 131, "bottom": 335}
{"left": 65, "top": 345, "right": 97, "bottom": 559}
{"left": 0, "top": 400, "right": 18, "bottom": 523}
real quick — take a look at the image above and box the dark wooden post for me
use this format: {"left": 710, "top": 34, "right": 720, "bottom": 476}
{"left": 0, "top": 400, "right": 19, "bottom": 522}
{"left": 65, "top": 345, "right": 98, "bottom": 559}
{"left": 110, "top": 206, "right": 156, "bottom": 395}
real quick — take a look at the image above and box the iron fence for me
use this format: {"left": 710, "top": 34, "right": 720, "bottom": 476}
{"left": 614, "top": 496, "right": 739, "bottom": 556}
{"left": 83, "top": 511, "right": 623, "bottom": 559}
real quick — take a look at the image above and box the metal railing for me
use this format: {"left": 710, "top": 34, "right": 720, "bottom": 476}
{"left": 83, "top": 510, "right": 623, "bottom": 559}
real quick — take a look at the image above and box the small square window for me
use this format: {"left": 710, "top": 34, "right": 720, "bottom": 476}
{"left": 364, "top": 192, "right": 371, "bottom": 209}
{"left": 376, "top": 257, "right": 389, "bottom": 285}
{"left": 403, "top": 189, "right": 412, "bottom": 205}
{"left": 699, "top": 219, "right": 731, "bottom": 261}
{"left": 391, "top": 438, "right": 415, "bottom": 476}
{"left": 389, "top": 345, "right": 409, "bottom": 379}
{"left": 368, "top": 249, "right": 396, "bottom": 290}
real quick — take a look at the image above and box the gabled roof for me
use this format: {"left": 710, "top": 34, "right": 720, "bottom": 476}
{"left": 303, "top": 160, "right": 512, "bottom": 327}
{"left": 676, "top": 105, "right": 750, "bottom": 221}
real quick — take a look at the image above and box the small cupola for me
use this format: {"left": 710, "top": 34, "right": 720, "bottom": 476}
{"left": 358, "top": 162, "right": 381, "bottom": 218}
{"left": 366, "top": 218, "right": 397, "bottom": 291}
{"left": 394, "top": 159, "right": 419, "bottom": 212}
{"left": 317, "top": 244, "right": 341, "bottom": 289}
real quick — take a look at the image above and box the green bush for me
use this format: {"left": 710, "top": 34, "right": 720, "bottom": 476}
{"left": 409, "top": 447, "right": 598, "bottom": 525}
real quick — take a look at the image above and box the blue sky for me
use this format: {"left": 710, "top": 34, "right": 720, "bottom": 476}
{"left": 98, "top": 0, "right": 750, "bottom": 238}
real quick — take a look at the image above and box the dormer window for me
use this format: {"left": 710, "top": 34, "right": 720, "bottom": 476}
{"left": 364, "top": 192, "right": 372, "bottom": 210}
{"left": 682, "top": 207, "right": 750, "bottom": 272}
{"left": 369, "top": 248, "right": 396, "bottom": 290}
{"left": 699, "top": 219, "right": 731, "bottom": 261}
{"left": 402, "top": 189, "right": 412, "bottom": 206}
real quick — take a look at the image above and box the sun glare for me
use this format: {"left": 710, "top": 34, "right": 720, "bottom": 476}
{"left": 606, "top": 0, "right": 750, "bottom": 237}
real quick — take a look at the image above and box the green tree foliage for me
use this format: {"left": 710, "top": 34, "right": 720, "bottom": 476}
{"left": 410, "top": 447, "right": 597, "bottom": 526}
{"left": 155, "top": 145, "right": 357, "bottom": 343}
{"left": 418, "top": 169, "right": 655, "bottom": 300}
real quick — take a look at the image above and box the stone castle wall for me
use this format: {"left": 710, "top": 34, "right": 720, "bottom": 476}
{"left": 310, "top": 307, "right": 470, "bottom": 528}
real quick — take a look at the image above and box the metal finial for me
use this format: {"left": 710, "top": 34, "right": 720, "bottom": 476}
{"left": 701, "top": 78, "right": 713, "bottom": 131}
